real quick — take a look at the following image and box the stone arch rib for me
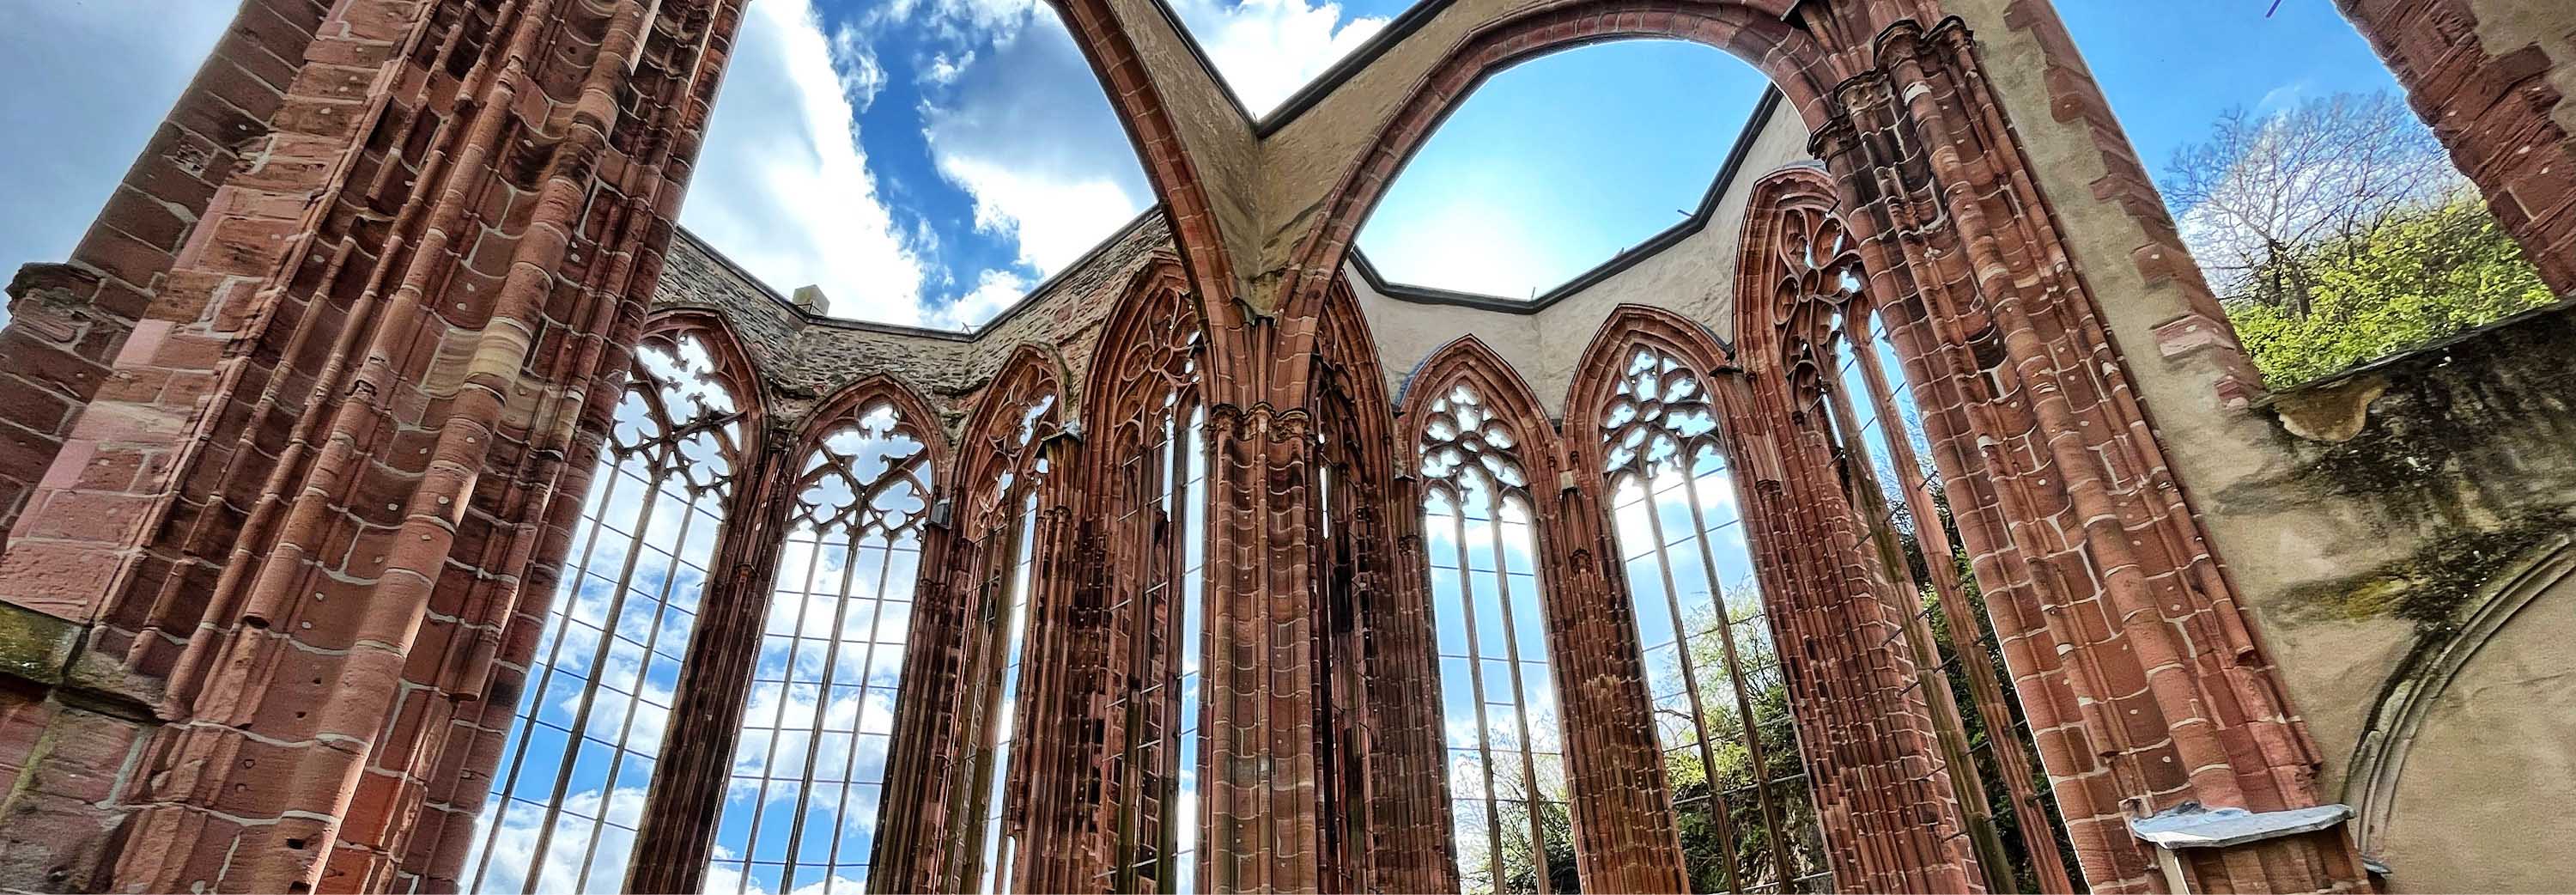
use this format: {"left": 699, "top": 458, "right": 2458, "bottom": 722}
{"left": 1273, "top": 0, "right": 1859, "bottom": 333}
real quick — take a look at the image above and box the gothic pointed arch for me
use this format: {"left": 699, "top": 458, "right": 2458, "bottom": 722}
{"left": 1084, "top": 258, "right": 1207, "bottom": 429}
{"left": 636, "top": 309, "right": 773, "bottom": 437}
{"left": 1306, "top": 281, "right": 1458, "bottom": 892}
{"left": 1399, "top": 337, "right": 1637, "bottom": 892}
{"left": 675, "top": 370, "right": 945, "bottom": 895}
{"left": 1562, "top": 304, "right": 1853, "bottom": 893}
{"left": 790, "top": 374, "right": 951, "bottom": 477}
{"left": 1728, "top": 164, "right": 1849, "bottom": 403}
{"left": 872, "top": 342, "right": 1077, "bottom": 892}
{"left": 1562, "top": 306, "right": 1737, "bottom": 446}
{"left": 1267, "top": 0, "right": 1877, "bottom": 346}
{"left": 991, "top": 257, "right": 1215, "bottom": 891}
{"left": 452, "top": 309, "right": 766, "bottom": 894}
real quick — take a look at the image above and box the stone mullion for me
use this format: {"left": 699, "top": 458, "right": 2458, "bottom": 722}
{"left": 623, "top": 426, "right": 794, "bottom": 894}
{"left": 1545, "top": 463, "right": 1692, "bottom": 892}
{"left": 1668, "top": 457, "right": 1795, "bottom": 891}
{"left": 999, "top": 488, "right": 1082, "bottom": 890}
{"left": 1714, "top": 370, "right": 1978, "bottom": 894}
{"left": 1369, "top": 469, "right": 1462, "bottom": 894}
{"left": 1200, "top": 404, "right": 1323, "bottom": 893}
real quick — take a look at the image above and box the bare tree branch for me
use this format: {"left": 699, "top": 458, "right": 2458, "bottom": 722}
{"left": 2164, "top": 91, "right": 2461, "bottom": 316}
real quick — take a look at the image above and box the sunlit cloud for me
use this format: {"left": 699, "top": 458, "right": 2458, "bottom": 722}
{"left": 680, "top": 0, "right": 930, "bottom": 326}
{"left": 1170, "top": 0, "right": 1391, "bottom": 114}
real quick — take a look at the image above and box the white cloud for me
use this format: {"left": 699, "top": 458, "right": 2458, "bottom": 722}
{"left": 1170, "top": 0, "right": 1390, "bottom": 115}
{"left": 918, "top": 9, "right": 1151, "bottom": 316}
{"left": 933, "top": 153, "right": 1141, "bottom": 277}
{"left": 930, "top": 269, "right": 1032, "bottom": 330}
{"left": 831, "top": 24, "right": 890, "bottom": 112}
{"left": 679, "top": 0, "right": 928, "bottom": 325}
{"left": 923, "top": 50, "right": 977, "bottom": 86}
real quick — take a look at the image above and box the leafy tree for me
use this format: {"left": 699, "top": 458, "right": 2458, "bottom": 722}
{"left": 2165, "top": 90, "right": 2562, "bottom": 387}
{"left": 2222, "top": 191, "right": 2555, "bottom": 385}
{"left": 1662, "top": 592, "right": 1832, "bottom": 893}
{"left": 2166, "top": 92, "right": 2459, "bottom": 317}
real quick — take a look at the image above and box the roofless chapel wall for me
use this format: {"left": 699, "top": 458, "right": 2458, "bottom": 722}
{"left": 0, "top": 0, "right": 2573, "bottom": 892}
{"left": 1346, "top": 96, "right": 1813, "bottom": 417}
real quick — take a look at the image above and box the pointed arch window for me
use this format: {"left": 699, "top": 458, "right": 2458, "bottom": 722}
{"left": 1595, "top": 347, "right": 1832, "bottom": 893}
{"left": 1096, "top": 304, "right": 1210, "bottom": 894}
{"left": 466, "top": 332, "right": 747, "bottom": 895}
{"left": 955, "top": 376, "right": 1061, "bottom": 894}
{"left": 1763, "top": 183, "right": 2077, "bottom": 892}
{"left": 705, "top": 400, "right": 933, "bottom": 895}
{"left": 1418, "top": 382, "right": 1574, "bottom": 895}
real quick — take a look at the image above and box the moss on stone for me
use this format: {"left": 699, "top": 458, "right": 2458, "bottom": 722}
{"left": 2276, "top": 509, "right": 2574, "bottom": 636}
{"left": 2385, "top": 510, "right": 2573, "bottom": 635}
{"left": 0, "top": 603, "right": 79, "bottom": 686}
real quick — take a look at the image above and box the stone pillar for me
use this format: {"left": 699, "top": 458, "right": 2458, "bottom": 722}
{"left": 1712, "top": 366, "right": 1986, "bottom": 894}
{"left": 1540, "top": 464, "right": 1694, "bottom": 892}
{"left": 0, "top": 0, "right": 337, "bottom": 551}
{"left": 1337, "top": 435, "right": 1459, "bottom": 895}
{"left": 1199, "top": 401, "right": 1326, "bottom": 893}
{"left": 1820, "top": 19, "right": 2369, "bottom": 892}
{"left": 0, "top": 0, "right": 745, "bottom": 890}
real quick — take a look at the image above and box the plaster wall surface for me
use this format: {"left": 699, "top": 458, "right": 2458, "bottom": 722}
{"left": 2377, "top": 557, "right": 2576, "bottom": 892}
{"left": 1096, "top": 0, "right": 1263, "bottom": 292}
{"left": 2222, "top": 306, "right": 2576, "bottom": 892}
{"left": 1352, "top": 100, "right": 1809, "bottom": 417}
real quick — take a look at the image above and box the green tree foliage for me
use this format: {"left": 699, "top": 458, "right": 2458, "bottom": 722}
{"left": 2223, "top": 192, "right": 2556, "bottom": 386}
{"left": 2165, "top": 90, "right": 2563, "bottom": 388}
{"left": 1662, "top": 594, "right": 1832, "bottom": 893}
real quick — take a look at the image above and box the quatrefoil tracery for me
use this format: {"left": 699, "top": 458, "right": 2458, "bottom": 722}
{"left": 793, "top": 402, "right": 933, "bottom": 540}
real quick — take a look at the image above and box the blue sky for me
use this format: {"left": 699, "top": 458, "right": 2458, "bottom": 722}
{"left": 0, "top": 0, "right": 2419, "bottom": 326}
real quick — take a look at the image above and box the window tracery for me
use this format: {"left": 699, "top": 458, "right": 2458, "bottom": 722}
{"left": 1417, "top": 381, "right": 1575, "bottom": 895}
{"left": 952, "top": 367, "right": 1062, "bottom": 894}
{"left": 1093, "top": 287, "right": 1211, "bottom": 894}
{"left": 1595, "top": 346, "right": 1833, "bottom": 893}
{"left": 1755, "top": 178, "right": 2079, "bottom": 892}
{"left": 1765, "top": 198, "right": 1867, "bottom": 413}
{"left": 465, "top": 332, "right": 747, "bottom": 895}
{"left": 703, "top": 398, "right": 933, "bottom": 895}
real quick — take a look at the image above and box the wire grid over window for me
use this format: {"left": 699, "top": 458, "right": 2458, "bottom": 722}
{"left": 701, "top": 403, "right": 933, "bottom": 895}
{"left": 1103, "top": 381, "right": 1210, "bottom": 894}
{"left": 1596, "top": 347, "right": 1833, "bottom": 894}
{"left": 1822, "top": 313, "right": 2078, "bottom": 893}
{"left": 465, "top": 334, "right": 745, "bottom": 895}
{"left": 957, "top": 387, "right": 1058, "bottom": 894}
{"left": 1418, "top": 383, "right": 1576, "bottom": 895}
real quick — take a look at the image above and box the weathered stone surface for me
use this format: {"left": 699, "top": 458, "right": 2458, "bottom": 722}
{"left": 0, "top": 0, "right": 2571, "bottom": 892}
